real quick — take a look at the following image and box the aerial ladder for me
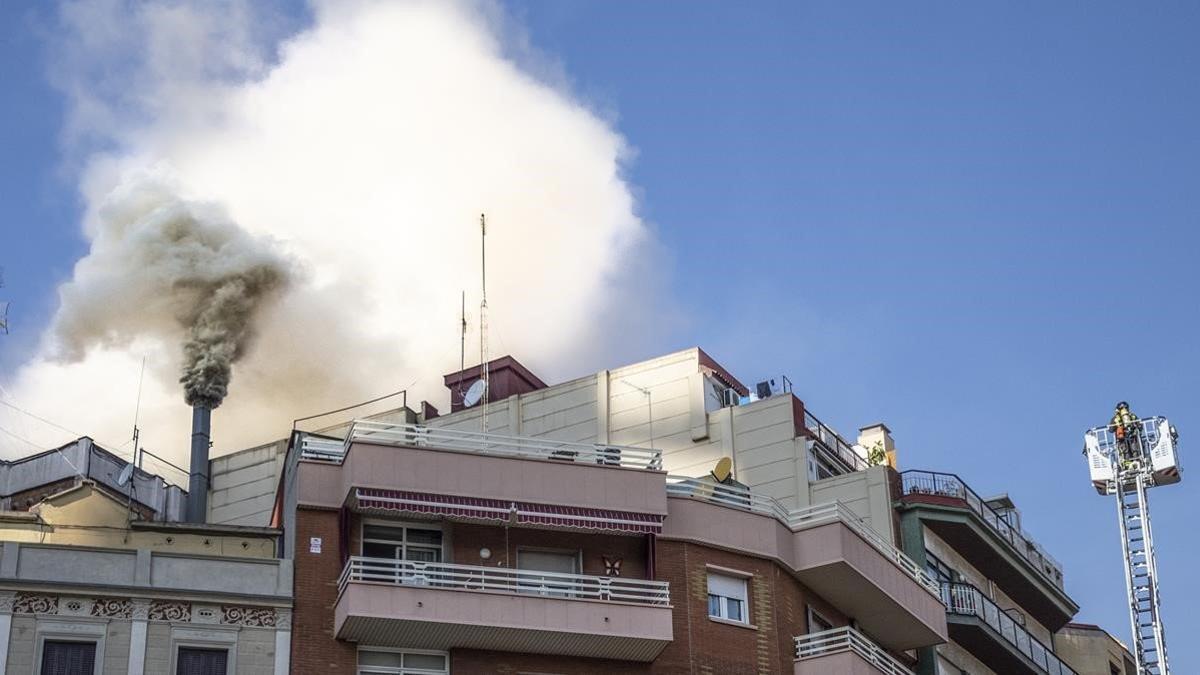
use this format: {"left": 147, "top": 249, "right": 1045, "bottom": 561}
{"left": 1084, "top": 404, "right": 1180, "bottom": 675}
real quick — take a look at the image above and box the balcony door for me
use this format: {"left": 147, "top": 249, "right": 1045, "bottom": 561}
{"left": 361, "top": 522, "right": 443, "bottom": 585}
{"left": 517, "top": 548, "right": 581, "bottom": 597}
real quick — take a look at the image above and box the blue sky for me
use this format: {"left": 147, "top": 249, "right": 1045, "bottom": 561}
{"left": 2, "top": 0, "right": 1198, "bottom": 667}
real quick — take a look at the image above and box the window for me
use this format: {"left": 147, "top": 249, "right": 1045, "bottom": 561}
{"left": 176, "top": 647, "right": 229, "bottom": 675}
{"left": 517, "top": 549, "right": 580, "bottom": 597}
{"left": 807, "top": 452, "right": 838, "bottom": 481}
{"left": 707, "top": 572, "right": 748, "bottom": 623}
{"left": 40, "top": 641, "right": 96, "bottom": 675}
{"left": 807, "top": 606, "right": 833, "bottom": 634}
{"left": 362, "top": 523, "right": 443, "bottom": 562}
{"left": 358, "top": 649, "right": 448, "bottom": 675}
{"left": 925, "top": 551, "right": 956, "bottom": 584}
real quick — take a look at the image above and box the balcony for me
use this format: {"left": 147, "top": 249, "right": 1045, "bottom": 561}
{"left": 942, "top": 583, "right": 1077, "bottom": 675}
{"left": 794, "top": 627, "right": 915, "bottom": 675}
{"left": 898, "top": 470, "right": 1078, "bottom": 630}
{"left": 295, "top": 423, "right": 668, "bottom": 535}
{"left": 334, "top": 557, "right": 672, "bottom": 661}
{"left": 665, "top": 477, "right": 947, "bottom": 650}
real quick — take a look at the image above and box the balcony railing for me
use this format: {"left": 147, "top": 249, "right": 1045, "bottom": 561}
{"left": 900, "top": 470, "right": 1064, "bottom": 587}
{"left": 666, "top": 477, "right": 940, "bottom": 596}
{"left": 338, "top": 557, "right": 671, "bottom": 606}
{"left": 804, "top": 410, "right": 869, "bottom": 473}
{"left": 795, "top": 627, "right": 914, "bottom": 675}
{"left": 300, "top": 421, "right": 663, "bottom": 470}
{"left": 942, "top": 582, "right": 1076, "bottom": 675}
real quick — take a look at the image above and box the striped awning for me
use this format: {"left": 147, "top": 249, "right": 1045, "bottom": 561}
{"left": 354, "top": 488, "right": 662, "bottom": 534}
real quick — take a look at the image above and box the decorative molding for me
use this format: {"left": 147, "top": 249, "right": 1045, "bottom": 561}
{"left": 221, "top": 605, "right": 276, "bottom": 627}
{"left": 13, "top": 593, "right": 58, "bottom": 615}
{"left": 148, "top": 600, "right": 191, "bottom": 622}
{"left": 274, "top": 608, "right": 292, "bottom": 631}
{"left": 192, "top": 604, "right": 219, "bottom": 624}
{"left": 0, "top": 590, "right": 17, "bottom": 614}
{"left": 61, "top": 597, "right": 92, "bottom": 616}
{"left": 90, "top": 598, "right": 132, "bottom": 619}
{"left": 131, "top": 599, "right": 151, "bottom": 621}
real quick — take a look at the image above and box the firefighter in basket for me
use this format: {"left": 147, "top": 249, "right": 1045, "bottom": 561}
{"left": 1110, "top": 401, "right": 1140, "bottom": 464}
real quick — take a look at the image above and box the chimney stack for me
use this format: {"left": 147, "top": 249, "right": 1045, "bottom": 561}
{"left": 187, "top": 406, "right": 211, "bottom": 523}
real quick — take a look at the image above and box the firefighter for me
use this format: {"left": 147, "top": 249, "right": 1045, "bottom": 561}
{"left": 1110, "top": 401, "right": 1140, "bottom": 463}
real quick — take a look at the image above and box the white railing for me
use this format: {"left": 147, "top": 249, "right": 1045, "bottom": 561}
{"left": 795, "top": 627, "right": 914, "bottom": 675}
{"left": 942, "top": 582, "right": 1077, "bottom": 675}
{"left": 666, "top": 477, "right": 940, "bottom": 596}
{"left": 299, "top": 421, "right": 663, "bottom": 471}
{"left": 339, "top": 557, "right": 671, "bottom": 607}
{"left": 299, "top": 435, "right": 345, "bottom": 461}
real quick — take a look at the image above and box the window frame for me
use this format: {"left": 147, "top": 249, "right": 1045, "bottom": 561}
{"left": 167, "top": 626, "right": 238, "bottom": 675}
{"left": 706, "top": 569, "right": 751, "bottom": 626}
{"left": 33, "top": 619, "right": 106, "bottom": 675}
{"left": 360, "top": 519, "right": 445, "bottom": 563}
{"left": 357, "top": 647, "right": 450, "bottom": 675}
{"left": 806, "top": 606, "right": 835, "bottom": 635}
{"left": 925, "top": 551, "right": 957, "bottom": 584}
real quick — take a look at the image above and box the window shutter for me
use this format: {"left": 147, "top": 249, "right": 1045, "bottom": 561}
{"left": 41, "top": 641, "right": 96, "bottom": 675}
{"left": 177, "top": 647, "right": 228, "bottom": 675}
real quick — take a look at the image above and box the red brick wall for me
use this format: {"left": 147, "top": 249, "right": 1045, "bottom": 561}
{"left": 293, "top": 507, "right": 357, "bottom": 674}
{"left": 651, "top": 539, "right": 848, "bottom": 674}
{"left": 448, "top": 522, "right": 649, "bottom": 579}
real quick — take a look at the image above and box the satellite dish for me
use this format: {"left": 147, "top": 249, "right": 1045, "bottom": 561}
{"left": 711, "top": 457, "right": 733, "bottom": 483}
{"left": 116, "top": 462, "right": 135, "bottom": 487}
{"left": 463, "top": 379, "right": 487, "bottom": 407}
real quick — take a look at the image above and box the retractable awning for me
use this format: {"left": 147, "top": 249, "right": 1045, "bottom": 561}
{"left": 354, "top": 488, "right": 662, "bottom": 534}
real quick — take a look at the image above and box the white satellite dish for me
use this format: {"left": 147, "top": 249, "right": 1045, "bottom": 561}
{"left": 116, "top": 462, "right": 135, "bottom": 487}
{"left": 463, "top": 379, "right": 487, "bottom": 407}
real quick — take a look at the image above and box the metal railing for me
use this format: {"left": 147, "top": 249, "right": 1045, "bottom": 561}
{"left": 338, "top": 557, "right": 671, "bottom": 606}
{"left": 795, "top": 626, "right": 914, "bottom": 675}
{"left": 666, "top": 477, "right": 940, "bottom": 596}
{"left": 299, "top": 421, "right": 663, "bottom": 470}
{"left": 804, "top": 410, "right": 869, "bottom": 473}
{"left": 900, "top": 470, "right": 1064, "bottom": 587}
{"left": 942, "top": 582, "right": 1076, "bottom": 675}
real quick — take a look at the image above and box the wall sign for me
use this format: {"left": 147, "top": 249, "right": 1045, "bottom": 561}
{"left": 309, "top": 537, "right": 322, "bottom": 554}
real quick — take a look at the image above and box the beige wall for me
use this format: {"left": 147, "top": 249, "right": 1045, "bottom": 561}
{"left": 209, "top": 440, "right": 287, "bottom": 527}
{"left": 0, "top": 483, "right": 276, "bottom": 558}
{"left": 1055, "top": 625, "right": 1134, "bottom": 675}
{"left": 809, "top": 466, "right": 896, "bottom": 544}
{"left": 937, "top": 644, "right": 996, "bottom": 675}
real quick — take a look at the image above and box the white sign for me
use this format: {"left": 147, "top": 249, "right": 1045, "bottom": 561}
{"left": 309, "top": 537, "right": 322, "bottom": 554}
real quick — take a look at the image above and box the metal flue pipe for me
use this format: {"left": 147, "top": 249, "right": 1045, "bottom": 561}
{"left": 187, "top": 406, "right": 212, "bottom": 523}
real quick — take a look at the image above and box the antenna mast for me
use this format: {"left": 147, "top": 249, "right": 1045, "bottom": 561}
{"left": 479, "top": 214, "right": 489, "bottom": 433}
{"left": 459, "top": 291, "right": 467, "bottom": 407}
{"left": 1083, "top": 405, "right": 1181, "bottom": 675}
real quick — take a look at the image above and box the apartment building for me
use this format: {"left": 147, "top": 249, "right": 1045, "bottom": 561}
{"left": 895, "top": 470, "right": 1080, "bottom": 674}
{"left": 0, "top": 438, "right": 293, "bottom": 675}
{"left": 272, "top": 349, "right": 949, "bottom": 673}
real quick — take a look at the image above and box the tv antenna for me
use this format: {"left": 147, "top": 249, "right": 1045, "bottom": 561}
{"left": 0, "top": 266, "right": 9, "bottom": 335}
{"left": 479, "top": 213, "right": 489, "bottom": 432}
{"left": 458, "top": 290, "right": 467, "bottom": 407}
{"left": 1083, "top": 403, "right": 1181, "bottom": 675}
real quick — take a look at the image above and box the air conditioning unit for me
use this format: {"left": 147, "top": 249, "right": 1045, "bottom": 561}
{"left": 721, "top": 388, "right": 741, "bottom": 408}
{"left": 755, "top": 379, "right": 777, "bottom": 400}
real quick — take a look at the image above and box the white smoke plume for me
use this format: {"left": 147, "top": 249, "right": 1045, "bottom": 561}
{"left": 1, "top": 0, "right": 668, "bottom": 465}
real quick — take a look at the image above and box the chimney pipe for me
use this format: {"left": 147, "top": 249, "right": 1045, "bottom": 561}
{"left": 187, "top": 406, "right": 211, "bottom": 523}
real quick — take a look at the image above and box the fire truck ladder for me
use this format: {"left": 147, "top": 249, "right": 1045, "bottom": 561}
{"left": 1116, "top": 467, "right": 1169, "bottom": 675}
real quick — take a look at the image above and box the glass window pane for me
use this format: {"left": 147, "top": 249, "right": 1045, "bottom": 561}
{"left": 41, "top": 641, "right": 96, "bottom": 675}
{"left": 708, "top": 594, "right": 721, "bottom": 618}
{"left": 362, "top": 542, "right": 400, "bottom": 558}
{"left": 362, "top": 525, "right": 406, "bottom": 542}
{"left": 402, "top": 653, "right": 448, "bottom": 669}
{"left": 358, "top": 650, "right": 404, "bottom": 667}
{"left": 406, "top": 547, "right": 440, "bottom": 562}
{"left": 406, "top": 529, "right": 442, "bottom": 546}
{"left": 727, "top": 598, "right": 743, "bottom": 622}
